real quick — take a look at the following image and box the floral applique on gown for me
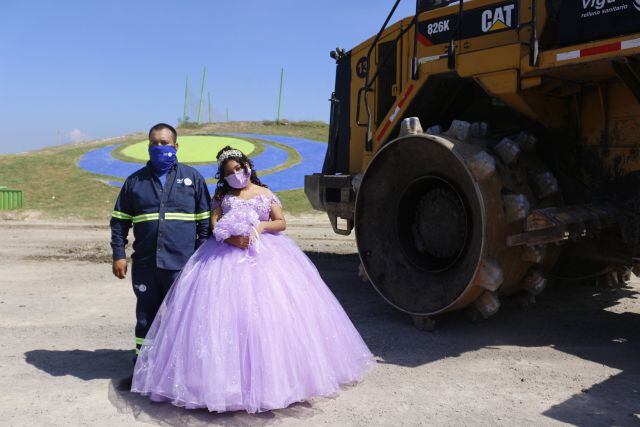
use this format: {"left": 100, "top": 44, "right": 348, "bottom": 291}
{"left": 131, "top": 192, "right": 374, "bottom": 413}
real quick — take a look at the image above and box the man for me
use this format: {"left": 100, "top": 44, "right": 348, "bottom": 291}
{"left": 110, "top": 123, "right": 211, "bottom": 367}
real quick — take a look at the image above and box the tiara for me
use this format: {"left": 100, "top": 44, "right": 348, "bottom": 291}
{"left": 217, "top": 149, "right": 243, "bottom": 166}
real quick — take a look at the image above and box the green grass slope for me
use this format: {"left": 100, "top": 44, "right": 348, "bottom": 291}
{"left": 0, "top": 121, "right": 328, "bottom": 219}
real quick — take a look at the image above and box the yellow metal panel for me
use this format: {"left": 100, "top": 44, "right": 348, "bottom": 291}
{"left": 457, "top": 44, "right": 522, "bottom": 77}
{"left": 521, "top": 76, "right": 542, "bottom": 90}
{"left": 473, "top": 69, "right": 519, "bottom": 95}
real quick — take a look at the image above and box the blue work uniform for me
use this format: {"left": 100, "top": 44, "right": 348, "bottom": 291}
{"left": 110, "top": 161, "right": 211, "bottom": 355}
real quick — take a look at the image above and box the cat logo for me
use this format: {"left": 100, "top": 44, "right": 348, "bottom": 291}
{"left": 481, "top": 4, "right": 516, "bottom": 33}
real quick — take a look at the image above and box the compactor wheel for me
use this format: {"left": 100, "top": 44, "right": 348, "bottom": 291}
{"left": 355, "top": 121, "right": 561, "bottom": 319}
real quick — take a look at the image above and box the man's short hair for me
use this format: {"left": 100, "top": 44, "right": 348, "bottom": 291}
{"left": 148, "top": 123, "right": 178, "bottom": 144}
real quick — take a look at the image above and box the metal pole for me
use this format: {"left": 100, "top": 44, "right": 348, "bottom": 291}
{"left": 197, "top": 66, "right": 206, "bottom": 124}
{"left": 529, "top": 0, "right": 539, "bottom": 67}
{"left": 208, "top": 92, "right": 212, "bottom": 123}
{"left": 276, "top": 68, "right": 284, "bottom": 125}
{"left": 412, "top": 0, "right": 420, "bottom": 80}
{"left": 183, "top": 75, "right": 189, "bottom": 123}
{"left": 226, "top": 107, "right": 229, "bottom": 122}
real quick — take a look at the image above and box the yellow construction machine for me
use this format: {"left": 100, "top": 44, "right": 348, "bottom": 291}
{"left": 305, "top": 0, "right": 640, "bottom": 324}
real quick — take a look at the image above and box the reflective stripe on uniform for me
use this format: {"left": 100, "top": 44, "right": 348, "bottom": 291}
{"left": 165, "top": 212, "right": 197, "bottom": 221}
{"left": 129, "top": 211, "right": 211, "bottom": 223}
{"left": 195, "top": 211, "right": 211, "bottom": 221}
{"left": 136, "top": 336, "right": 153, "bottom": 354}
{"left": 132, "top": 213, "right": 160, "bottom": 223}
{"left": 112, "top": 210, "right": 133, "bottom": 220}
{"left": 165, "top": 211, "right": 212, "bottom": 221}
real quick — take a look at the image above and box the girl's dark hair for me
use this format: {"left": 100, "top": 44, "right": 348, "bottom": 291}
{"left": 213, "top": 146, "right": 268, "bottom": 202}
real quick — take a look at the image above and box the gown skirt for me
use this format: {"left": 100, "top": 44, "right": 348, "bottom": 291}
{"left": 131, "top": 231, "right": 374, "bottom": 413}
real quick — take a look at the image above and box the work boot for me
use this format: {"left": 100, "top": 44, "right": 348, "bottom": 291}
{"left": 116, "top": 375, "right": 133, "bottom": 392}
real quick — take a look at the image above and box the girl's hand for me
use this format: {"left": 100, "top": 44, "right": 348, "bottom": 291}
{"left": 256, "top": 222, "right": 267, "bottom": 234}
{"left": 225, "top": 235, "right": 250, "bottom": 249}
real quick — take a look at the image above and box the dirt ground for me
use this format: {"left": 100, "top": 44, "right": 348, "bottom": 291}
{"left": 1, "top": 215, "right": 639, "bottom": 426}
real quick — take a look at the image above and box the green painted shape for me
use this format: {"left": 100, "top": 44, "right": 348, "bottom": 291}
{"left": 120, "top": 136, "right": 255, "bottom": 163}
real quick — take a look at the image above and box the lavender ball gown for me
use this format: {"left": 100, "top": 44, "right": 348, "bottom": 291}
{"left": 131, "top": 192, "right": 374, "bottom": 413}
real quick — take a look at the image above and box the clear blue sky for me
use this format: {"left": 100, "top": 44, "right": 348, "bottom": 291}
{"left": 0, "top": 0, "right": 416, "bottom": 154}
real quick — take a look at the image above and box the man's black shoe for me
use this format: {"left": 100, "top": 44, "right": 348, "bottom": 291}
{"left": 116, "top": 375, "right": 133, "bottom": 392}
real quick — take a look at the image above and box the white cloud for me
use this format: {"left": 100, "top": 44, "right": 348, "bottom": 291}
{"left": 66, "top": 128, "right": 88, "bottom": 143}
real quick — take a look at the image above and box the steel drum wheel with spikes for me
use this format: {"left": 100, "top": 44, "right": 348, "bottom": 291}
{"left": 355, "top": 121, "right": 561, "bottom": 318}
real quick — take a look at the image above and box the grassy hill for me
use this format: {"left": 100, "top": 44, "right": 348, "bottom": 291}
{"left": 0, "top": 121, "right": 328, "bottom": 219}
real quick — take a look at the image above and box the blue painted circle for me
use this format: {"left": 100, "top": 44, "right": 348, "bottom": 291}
{"left": 78, "top": 134, "right": 327, "bottom": 192}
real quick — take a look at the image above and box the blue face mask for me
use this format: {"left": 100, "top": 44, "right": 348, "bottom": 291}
{"left": 148, "top": 145, "right": 177, "bottom": 175}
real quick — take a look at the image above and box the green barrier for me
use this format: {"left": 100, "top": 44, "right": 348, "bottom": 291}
{"left": 0, "top": 187, "right": 23, "bottom": 210}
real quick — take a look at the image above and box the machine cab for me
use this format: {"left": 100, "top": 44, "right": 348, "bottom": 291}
{"left": 417, "top": 0, "right": 459, "bottom": 13}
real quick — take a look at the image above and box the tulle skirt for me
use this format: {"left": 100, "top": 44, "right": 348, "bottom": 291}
{"left": 131, "top": 232, "right": 374, "bottom": 413}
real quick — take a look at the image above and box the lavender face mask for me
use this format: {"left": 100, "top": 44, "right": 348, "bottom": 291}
{"left": 225, "top": 168, "right": 251, "bottom": 189}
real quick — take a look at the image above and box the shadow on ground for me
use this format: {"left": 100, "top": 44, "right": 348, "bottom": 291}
{"left": 24, "top": 348, "right": 132, "bottom": 381}
{"left": 105, "top": 384, "right": 324, "bottom": 427}
{"left": 24, "top": 252, "right": 640, "bottom": 426}
{"left": 24, "top": 349, "right": 327, "bottom": 426}
{"left": 310, "top": 253, "right": 640, "bottom": 426}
